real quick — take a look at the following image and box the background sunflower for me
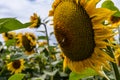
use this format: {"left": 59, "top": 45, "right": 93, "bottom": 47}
{"left": 7, "top": 59, "right": 25, "bottom": 74}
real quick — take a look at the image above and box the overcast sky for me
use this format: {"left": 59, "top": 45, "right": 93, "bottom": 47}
{"left": 0, "top": 0, "right": 120, "bottom": 42}
{"left": 0, "top": 0, "right": 54, "bottom": 42}
{"left": 0, "top": 0, "right": 120, "bottom": 22}
{"left": 0, "top": 0, "right": 53, "bottom": 22}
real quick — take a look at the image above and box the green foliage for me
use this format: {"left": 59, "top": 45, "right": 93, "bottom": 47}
{"left": 8, "top": 74, "right": 25, "bottom": 80}
{"left": 101, "top": 0, "right": 120, "bottom": 17}
{"left": 38, "top": 36, "right": 47, "bottom": 40}
{"left": 69, "top": 68, "right": 97, "bottom": 80}
{"left": 0, "top": 18, "right": 31, "bottom": 33}
{"left": 114, "top": 12, "right": 120, "bottom": 17}
{"left": 101, "top": 0, "right": 119, "bottom": 11}
{"left": 5, "top": 39, "right": 16, "bottom": 47}
{"left": 10, "top": 53, "right": 27, "bottom": 61}
{"left": 0, "top": 17, "right": 67, "bottom": 80}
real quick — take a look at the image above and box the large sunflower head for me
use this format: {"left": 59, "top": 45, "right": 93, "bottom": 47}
{"left": 15, "top": 32, "right": 37, "bottom": 55}
{"left": 2, "top": 32, "right": 16, "bottom": 42}
{"left": 49, "top": 0, "right": 117, "bottom": 76}
{"left": 7, "top": 59, "right": 25, "bottom": 74}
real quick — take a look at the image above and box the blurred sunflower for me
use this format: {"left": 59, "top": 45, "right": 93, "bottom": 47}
{"left": 29, "top": 13, "right": 41, "bottom": 28}
{"left": 7, "top": 59, "right": 25, "bottom": 74}
{"left": 38, "top": 41, "right": 47, "bottom": 46}
{"left": 15, "top": 33, "right": 37, "bottom": 55}
{"left": 49, "top": 0, "right": 118, "bottom": 76}
{"left": 2, "top": 32, "right": 16, "bottom": 41}
{"left": 15, "top": 33, "right": 23, "bottom": 47}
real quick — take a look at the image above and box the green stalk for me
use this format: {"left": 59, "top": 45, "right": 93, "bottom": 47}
{"left": 41, "top": 23, "right": 54, "bottom": 80}
{"left": 41, "top": 23, "right": 51, "bottom": 54}
{"left": 107, "top": 46, "right": 120, "bottom": 80}
{"left": 50, "top": 76, "right": 53, "bottom": 80}
{"left": 0, "top": 65, "right": 6, "bottom": 75}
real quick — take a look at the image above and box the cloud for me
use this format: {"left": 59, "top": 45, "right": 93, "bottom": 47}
{"left": 0, "top": 0, "right": 119, "bottom": 42}
{"left": 0, "top": 0, "right": 53, "bottom": 22}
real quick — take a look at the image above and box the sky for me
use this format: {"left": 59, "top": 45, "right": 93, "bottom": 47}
{"left": 0, "top": 0, "right": 54, "bottom": 42}
{"left": 0, "top": 0, "right": 53, "bottom": 22}
{"left": 0, "top": 0, "right": 120, "bottom": 22}
{"left": 0, "top": 0, "right": 120, "bottom": 42}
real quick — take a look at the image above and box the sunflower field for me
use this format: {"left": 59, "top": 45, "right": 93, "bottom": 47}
{"left": 0, "top": 0, "right": 120, "bottom": 80}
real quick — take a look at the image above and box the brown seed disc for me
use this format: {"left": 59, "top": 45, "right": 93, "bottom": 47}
{"left": 12, "top": 60, "right": 21, "bottom": 69}
{"left": 54, "top": 1, "right": 95, "bottom": 61}
{"left": 22, "top": 35, "right": 34, "bottom": 52}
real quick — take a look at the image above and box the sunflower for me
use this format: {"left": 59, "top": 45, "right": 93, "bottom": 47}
{"left": 15, "top": 33, "right": 23, "bottom": 47}
{"left": 49, "top": 0, "right": 118, "bottom": 76}
{"left": 29, "top": 13, "right": 41, "bottom": 28}
{"left": 38, "top": 41, "right": 47, "bottom": 46}
{"left": 7, "top": 59, "right": 25, "bottom": 74}
{"left": 2, "top": 32, "right": 16, "bottom": 41}
{"left": 15, "top": 33, "right": 37, "bottom": 55}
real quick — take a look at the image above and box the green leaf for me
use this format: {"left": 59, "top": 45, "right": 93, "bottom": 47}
{"left": 50, "top": 32, "right": 54, "bottom": 36}
{"left": 69, "top": 68, "right": 97, "bottom": 80}
{"left": 101, "top": 0, "right": 119, "bottom": 11}
{"left": 5, "top": 39, "right": 16, "bottom": 47}
{"left": 10, "top": 53, "right": 26, "bottom": 60}
{"left": 23, "top": 22, "right": 32, "bottom": 27}
{"left": 43, "top": 69, "right": 59, "bottom": 76}
{"left": 8, "top": 73, "right": 25, "bottom": 80}
{"left": 101, "top": 0, "right": 120, "bottom": 17}
{"left": 38, "top": 36, "right": 47, "bottom": 40}
{"left": 49, "top": 46, "right": 58, "bottom": 54}
{"left": 113, "top": 11, "right": 120, "bottom": 17}
{"left": 0, "top": 18, "right": 31, "bottom": 33}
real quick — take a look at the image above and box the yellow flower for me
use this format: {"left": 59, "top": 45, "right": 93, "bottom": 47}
{"left": 7, "top": 59, "right": 25, "bottom": 74}
{"left": 2, "top": 32, "right": 16, "bottom": 41}
{"left": 29, "top": 13, "right": 41, "bottom": 28}
{"left": 15, "top": 33, "right": 23, "bottom": 47}
{"left": 15, "top": 33, "right": 37, "bottom": 55}
{"left": 114, "top": 48, "right": 120, "bottom": 66}
{"left": 6, "top": 55, "right": 10, "bottom": 60}
{"left": 49, "top": 0, "right": 118, "bottom": 77}
{"left": 38, "top": 41, "right": 47, "bottom": 46}
{"left": 22, "top": 33, "right": 36, "bottom": 55}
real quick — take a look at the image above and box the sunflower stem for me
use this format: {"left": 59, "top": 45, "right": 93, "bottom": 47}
{"left": 107, "top": 46, "right": 120, "bottom": 80}
{"left": 50, "top": 76, "right": 53, "bottom": 80}
{"left": 0, "top": 65, "right": 6, "bottom": 75}
{"left": 41, "top": 23, "right": 51, "bottom": 54}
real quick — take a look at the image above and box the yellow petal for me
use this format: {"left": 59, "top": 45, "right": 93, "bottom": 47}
{"left": 85, "top": 0, "right": 100, "bottom": 15}
{"left": 91, "top": 8, "right": 115, "bottom": 23}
